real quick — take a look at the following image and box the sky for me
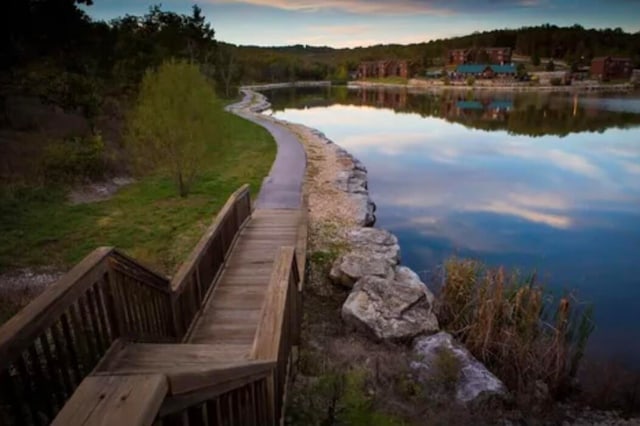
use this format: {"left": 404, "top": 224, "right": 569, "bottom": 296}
{"left": 84, "top": 0, "right": 640, "bottom": 48}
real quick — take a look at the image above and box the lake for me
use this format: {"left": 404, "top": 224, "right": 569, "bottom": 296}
{"left": 265, "top": 86, "right": 640, "bottom": 367}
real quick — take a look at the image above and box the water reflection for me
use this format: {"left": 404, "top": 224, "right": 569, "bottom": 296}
{"left": 268, "top": 87, "right": 640, "bottom": 366}
{"left": 267, "top": 86, "right": 640, "bottom": 137}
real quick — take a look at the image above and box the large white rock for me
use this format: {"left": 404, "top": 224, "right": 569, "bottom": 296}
{"left": 329, "top": 227, "right": 401, "bottom": 287}
{"left": 342, "top": 274, "right": 439, "bottom": 342}
{"left": 394, "top": 266, "right": 435, "bottom": 306}
{"left": 411, "top": 332, "right": 508, "bottom": 405}
{"left": 345, "top": 227, "right": 400, "bottom": 264}
{"left": 329, "top": 252, "right": 394, "bottom": 288}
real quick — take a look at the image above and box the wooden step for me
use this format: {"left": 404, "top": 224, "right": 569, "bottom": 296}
{"left": 97, "top": 342, "right": 252, "bottom": 374}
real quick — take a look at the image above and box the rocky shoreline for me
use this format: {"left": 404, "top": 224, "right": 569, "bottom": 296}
{"left": 240, "top": 86, "right": 508, "bottom": 406}
{"left": 240, "top": 87, "right": 640, "bottom": 424}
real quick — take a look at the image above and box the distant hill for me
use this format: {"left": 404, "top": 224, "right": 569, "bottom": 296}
{"left": 230, "top": 24, "right": 640, "bottom": 82}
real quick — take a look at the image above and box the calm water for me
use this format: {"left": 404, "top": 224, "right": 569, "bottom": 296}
{"left": 266, "top": 86, "right": 640, "bottom": 366}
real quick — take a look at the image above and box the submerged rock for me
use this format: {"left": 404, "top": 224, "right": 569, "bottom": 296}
{"left": 342, "top": 273, "right": 439, "bottom": 342}
{"left": 411, "top": 332, "right": 508, "bottom": 405}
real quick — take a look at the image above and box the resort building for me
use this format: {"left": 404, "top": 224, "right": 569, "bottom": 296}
{"left": 448, "top": 47, "right": 512, "bottom": 65}
{"left": 590, "top": 57, "right": 633, "bottom": 81}
{"left": 455, "top": 64, "right": 517, "bottom": 79}
{"left": 356, "top": 60, "right": 409, "bottom": 79}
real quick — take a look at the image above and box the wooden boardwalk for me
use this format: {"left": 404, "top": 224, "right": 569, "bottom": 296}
{"left": 0, "top": 185, "right": 308, "bottom": 426}
{"left": 188, "top": 209, "right": 301, "bottom": 348}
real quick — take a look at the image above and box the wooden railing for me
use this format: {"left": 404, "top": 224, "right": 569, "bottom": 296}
{"left": 151, "top": 246, "right": 302, "bottom": 426}
{"left": 171, "top": 185, "right": 252, "bottom": 340}
{"left": 0, "top": 248, "right": 172, "bottom": 425}
{"left": 0, "top": 185, "right": 252, "bottom": 425}
{"left": 155, "top": 360, "right": 276, "bottom": 425}
{"left": 251, "top": 246, "right": 301, "bottom": 424}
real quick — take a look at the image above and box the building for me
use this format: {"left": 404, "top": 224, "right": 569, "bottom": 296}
{"left": 357, "top": 60, "right": 409, "bottom": 79}
{"left": 455, "top": 64, "right": 517, "bottom": 79}
{"left": 590, "top": 57, "right": 633, "bottom": 81}
{"left": 448, "top": 47, "right": 512, "bottom": 65}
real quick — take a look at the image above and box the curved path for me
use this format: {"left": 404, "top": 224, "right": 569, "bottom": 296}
{"left": 227, "top": 90, "right": 306, "bottom": 209}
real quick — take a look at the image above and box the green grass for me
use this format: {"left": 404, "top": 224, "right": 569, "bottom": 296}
{"left": 0, "top": 109, "right": 275, "bottom": 275}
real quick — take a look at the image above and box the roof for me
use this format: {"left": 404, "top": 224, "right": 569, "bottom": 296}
{"left": 456, "top": 64, "right": 491, "bottom": 74}
{"left": 491, "top": 64, "right": 517, "bottom": 74}
{"left": 456, "top": 101, "right": 484, "bottom": 110}
{"left": 456, "top": 64, "right": 516, "bottom": 74}
{"left": 489, "top": 100, "right": 514, "bottom": 110}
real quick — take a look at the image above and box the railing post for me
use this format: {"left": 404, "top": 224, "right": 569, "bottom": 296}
{"left": 171, "top": 295, "right": 183, "bottom": 340}
{"left": 104, "top": 262, "right": 124, "bottom": 339}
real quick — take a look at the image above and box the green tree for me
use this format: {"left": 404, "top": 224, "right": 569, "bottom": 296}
{"left": 126, "top": 60, "right": 221, "bottom": 197}
{"left": 532, "top": 51, "right": 541, "bottom": 66}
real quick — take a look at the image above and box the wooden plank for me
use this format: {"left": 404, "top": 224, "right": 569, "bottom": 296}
{"left": 159, "top": 370, "right": 274, "bottom": 416}
{"left": 189, "top": 325, "right": 257, "bottom": 345}
{"left": 250, "top": 247, "right": 295, "bottom": 362}
{"left": 96, "top": 343, "right": 252, "bottom": 374}
{"left": 171, "top": 185, "right": 250, "bottom": 293}
{"left": 168, "top": 360, "right": 275, "bottom": 394}
{"left": 201, "top": 309, "right": 261, "bottom": 326}
{"left": 51, "top": 374, "right": 168, "bottom": 426}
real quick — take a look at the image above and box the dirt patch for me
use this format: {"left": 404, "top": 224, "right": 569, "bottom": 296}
{"left": 67, "top": 176, "right": 135, "bottom": 204}
{"left": 0, "top": 267, "right": 64, "bottom": 323}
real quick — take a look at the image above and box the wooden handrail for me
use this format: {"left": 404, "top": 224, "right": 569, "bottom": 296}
{"left": 170, "top": 184, "right": 252, "bottom": 340}
{"left": 250, "top": 246, "right": 301, "bottom": 425}
{"left": 0, "top": 246, "right": 113, "bottom": 364}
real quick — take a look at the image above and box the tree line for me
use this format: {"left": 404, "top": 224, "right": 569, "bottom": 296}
{"left": 2, "top": 2, "right": 639, "bottom": 125}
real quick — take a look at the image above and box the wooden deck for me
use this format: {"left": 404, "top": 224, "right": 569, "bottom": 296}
{"left": 187, "top": 209, "right": 301, "bottom": 349}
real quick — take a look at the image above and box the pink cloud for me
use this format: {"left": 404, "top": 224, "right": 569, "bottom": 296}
{"left": 211, "top": 0, "right": 455, "bottom": 15}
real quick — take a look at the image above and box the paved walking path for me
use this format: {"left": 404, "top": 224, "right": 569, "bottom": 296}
{"left": 227, "top": 90, "right": 306, "bottom": 209}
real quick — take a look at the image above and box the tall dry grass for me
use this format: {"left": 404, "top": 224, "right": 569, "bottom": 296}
{"left": 437, "top": 258, "right": 594, "bottom": 398}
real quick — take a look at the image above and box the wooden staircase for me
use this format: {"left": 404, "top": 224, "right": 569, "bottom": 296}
{"left": 0, "top": 185, "right": 308, "bottom": 426}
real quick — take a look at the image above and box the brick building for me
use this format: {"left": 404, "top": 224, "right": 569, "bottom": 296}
{"left": 357, "top": 60, "right": 409, "bottom": 79}
{"left": 590, "top": 57, "right": 633, "bottom": 81}
{"left": 448, "top": 47, "right": 512, "bottom": 65}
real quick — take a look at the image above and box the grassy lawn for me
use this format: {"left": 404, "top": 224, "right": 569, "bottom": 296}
{"left": 0, "top": 108, "right": 275, "bottom": 275}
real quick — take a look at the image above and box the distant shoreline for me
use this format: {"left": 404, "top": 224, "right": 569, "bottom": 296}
{"left": 349, "top": 79, "right": 635, "bottom": 93}
{"left": 241, "top": 80, "right": 635, "bottom": 94}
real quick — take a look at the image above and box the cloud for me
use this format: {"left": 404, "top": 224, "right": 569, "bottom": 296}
{"left": 474, "top": 201, "right": 572, "bottom": 229}
{"left": 212, "top": 0, "right": 455, "bottom": 15}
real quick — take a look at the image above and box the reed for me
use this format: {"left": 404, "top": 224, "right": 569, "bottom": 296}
{"left": 438, "top": 258, "right": 594, "bottom": 397}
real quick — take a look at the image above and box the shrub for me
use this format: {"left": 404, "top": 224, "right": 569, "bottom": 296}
{"left": 550, "top": 77, "right": 563, "bottom": 86}
{"left": 126, "top": 59, "right": 223, "bottom": 197}
{"left": 442, "top": 75, "right": 451, "bottom": 86}
{"left": 287, "top": 369, "right": 402, "bottom": 425}
{"left": 466, "top": 76, "right": 476, "bottom": 86}
{"left": 40, "top": 133, "right": 106, "bottom": 184}
{"left": 438, "top": 258, "right": 594, "bottom": 397}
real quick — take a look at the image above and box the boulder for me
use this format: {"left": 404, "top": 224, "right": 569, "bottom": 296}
{"left": 351, "top": 194, "right": 376, "bottom": 226}
{"left": 342, "top": 274, "right": 439, "bottom": 342}
{"left": 394, "top": 266, "right": 435, "bottom": 306}
{"left": 411, "top": 332, "right": 508, "bottom": 405}
{"left": 329, "top": 253, "right": 394, "bottom": 288}
{"left": 346, "top": 227, "right": 399, "bottom": 264}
